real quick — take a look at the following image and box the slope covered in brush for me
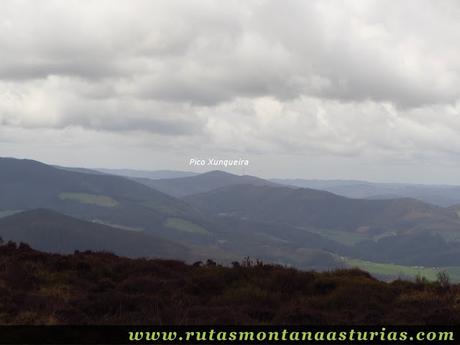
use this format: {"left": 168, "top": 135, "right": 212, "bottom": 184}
{"left": 0, "top": 243, "right": 457, "bottom": 325}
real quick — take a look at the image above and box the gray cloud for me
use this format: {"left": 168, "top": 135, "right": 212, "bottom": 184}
{"left": 1, "top": 0, "right": 459, "bottom": 107}
{"left": 1, "top": 0, "right": 460, "bottom": 182}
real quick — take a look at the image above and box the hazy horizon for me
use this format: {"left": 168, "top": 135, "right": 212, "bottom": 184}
{"left": 5, "top": 154, "right": 460, "bottom": 187}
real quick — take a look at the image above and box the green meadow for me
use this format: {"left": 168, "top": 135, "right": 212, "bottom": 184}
{"left": 341, "top": 256, "right": 460, "bottom": 282}
{"left": 59, "top": 193, "right": 118, "bottom": 207}
{"left": 164, "top": 217, "right": 209, "bottom": 235}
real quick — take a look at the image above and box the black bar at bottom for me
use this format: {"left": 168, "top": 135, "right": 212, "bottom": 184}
{"left": 0, "top": 326, "right": 457, "bottom": 344}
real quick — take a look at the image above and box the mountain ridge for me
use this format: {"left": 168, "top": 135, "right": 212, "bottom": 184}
{"left": 135, "top": 170, "right": 277, "bottom": 197}
{"left": 184, "top": 184, "right": 460, "bottom": 235}
{"left": 272, "top": 178, "right": 460, "bottom": 207}
{"left": 0, "top": 157, "right": 210, "bottom": 241}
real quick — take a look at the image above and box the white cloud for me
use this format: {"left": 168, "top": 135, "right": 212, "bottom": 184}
{"left": 1, "top": 0, "right": 460, "bottom": 181}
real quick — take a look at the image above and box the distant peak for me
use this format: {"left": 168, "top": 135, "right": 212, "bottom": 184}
{"left": 202, "top": 170, "right": 237, "bottom": 177}
{"left": 0, "top": 157, "right": 53, "bottom": 168}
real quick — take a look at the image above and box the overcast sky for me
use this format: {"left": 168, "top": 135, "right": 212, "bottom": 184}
{"left": 1, "top": 0, "right": 460, "bottom": 183}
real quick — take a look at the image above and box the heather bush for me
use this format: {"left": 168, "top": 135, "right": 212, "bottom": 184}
{"left": 1, "top": 243, "right": 460, "bottom": 325}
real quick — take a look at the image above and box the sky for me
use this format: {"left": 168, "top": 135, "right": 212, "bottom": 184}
{"left": 1, "top": 0, "right": 460, "bottom": 183}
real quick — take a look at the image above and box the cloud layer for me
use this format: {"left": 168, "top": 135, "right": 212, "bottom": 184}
{"left": 1, "top": 0, "right": 460, "bottom": 181}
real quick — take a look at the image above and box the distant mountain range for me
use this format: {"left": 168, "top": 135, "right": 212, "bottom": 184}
{"left": 134, "top": 170, "right": 277, "bottom": 197}
{"left": 97, "top": 168, "right": 198, "bottom": 179}
{"left": 71, "top": 168, "right": 460, "bottom": 207}
{"left": 4, "top": 157, "right": 460, "bottom": 277}
{"left": 271, "top": 178, "right": 460, "bottom": 207}
{"left": 56, "top": 165, "right": 460, "bottom": 207}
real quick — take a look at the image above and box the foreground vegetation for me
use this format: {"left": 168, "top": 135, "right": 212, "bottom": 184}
{"left": 1, "top": 241, "right": 459, "bottom": 325}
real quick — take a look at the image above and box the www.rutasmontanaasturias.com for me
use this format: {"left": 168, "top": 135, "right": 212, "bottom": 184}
{"left": 189, "top": 158, "right": 249, "bottom": 167}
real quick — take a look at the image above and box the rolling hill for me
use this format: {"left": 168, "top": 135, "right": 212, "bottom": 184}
{"left": 5, "top": 157, "right": 460, "bottom": 272}
{"left": 0, "top": 157, "right": 211, "bottom": 242}
{"left": 0, "top": 209, "right": 190, "bottom": 259}
{"left": 0, "top": 158, "right": 348, "bottom": 270}
{"left": 183, "top": 184, "right": 460, "bottom": 266}
{"left": 0, "top": 209, "right": 345, "bottom": 271}
{"left": 184, "top": 184, "right": 460, "bottom": 236}
{"left": 135, "top": 170, "right": 277, "bottom": 197}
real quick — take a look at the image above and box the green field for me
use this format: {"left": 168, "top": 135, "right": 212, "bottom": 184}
{"left": 341, "top": 256, "right": 460, "bottom": 282}
{"left": 164, "top": 217, "right": 209, "bottom": 235}
{"left": 141, "top": 201, "right": 189, "bottom": 216}
{"left": 59, "top": 193, "right": 118, "bottom": 208}
{"left": 303, "top": 227, "right": 369, "bottom": 245}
